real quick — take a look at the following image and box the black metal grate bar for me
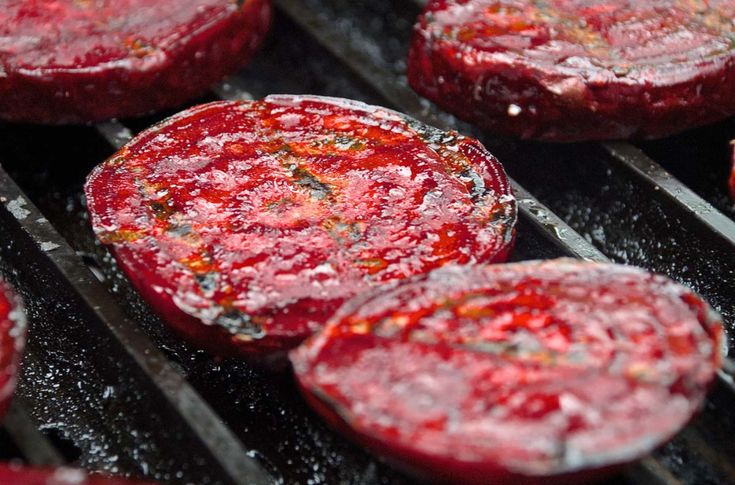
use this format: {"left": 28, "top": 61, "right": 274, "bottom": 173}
{"left": 603, "top": 141, "right": 735, "bottom": 248}
{"left": 3, "top": 399, "right": 65, "bottom": 466}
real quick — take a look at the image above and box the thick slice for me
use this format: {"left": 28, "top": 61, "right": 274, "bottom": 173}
{"left": 408, "top": 0, "right": 735, "bottom": 141}
{"left": 291, "top": 259, "right": 724, "bottom": 484}
{"left": 0, "top": 0, "right": 271, "bottom": 123}
{"left": 0, "top": 281, "right": 26, "bottom": 418}
{"left": 85, "top": 95, "right": 516, "bottom": 357}
{"left": 0, "top": 464, "right": 154, "bottom": 484}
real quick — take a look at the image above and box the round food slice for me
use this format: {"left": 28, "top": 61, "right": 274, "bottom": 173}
{"left": 85, "top": 95, "right": 517, "bottom": 357}
{"left": 408, "top": 0, "right": 735, "bottom": 141}
{"left": 0, "top": 281, "right": 26, "bottom": 418}
{"left": 291, "top": 259, "right": 724, "bottom": 484}
{"left": 0, "top": 0, "right": 271, "bottom": 123}
{"left": 0, "top": 464, "right": 154, "bottom": 484}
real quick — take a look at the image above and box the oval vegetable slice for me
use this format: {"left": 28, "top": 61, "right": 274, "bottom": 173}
{"left": 0, "top": 464, "right": 154, "bottom": 484}
{"left": 291, "top": 259, "right": 724, "bottom": 483}
{"left": 85, "top": 95, "right": 516, "bottom": 357}
{"left": 0, "top": 281, "right": 26, "bottom": 419}
{"left": 408, "top": 0, "right": 735, "bottom": 141}
{"left": 0, "top": 0, "right": 271, "bottom": 123}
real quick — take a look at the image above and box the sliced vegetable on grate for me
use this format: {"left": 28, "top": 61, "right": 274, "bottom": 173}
{"left": 0, "top": 0, "right": 271, "bottom": 123}
{"left": 408, "top": 0, "right": 735, "bottom": 141}
{"left": 85, "top": 95, "right": 517, "bottom": 357}
{"left": 291, "top": 259, "right": 724, "bottom": 484}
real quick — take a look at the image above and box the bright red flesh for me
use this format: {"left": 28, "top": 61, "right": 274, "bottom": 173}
{"left": 291, "top": 259, "right": 724, "bottom": 484}
{"left": 0, "top": 0, "right": 271, "bottom": 123}
{"left": 0, "top": 281, "right": 26, "bottom": 419}
{"left": 408, "top": 0, "right": 735, "bottom": 141}
{"left": 85, "top": 95, "right": 516, "bottom": 357}
{"left": 0, "top": 464, "right": 154, "bottom": 485}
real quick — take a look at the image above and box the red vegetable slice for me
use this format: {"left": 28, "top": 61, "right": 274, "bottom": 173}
{"left": 85, "top": 95, "right": 517, "bottom": 357}
{"left": 408, "top": 0, "right": 735, "bottom": 141}
{"left": 0, "top": 281, "right": 26, "bottom": 419}
{"left": 0, "top": 0, "right": 271, "bottom": 123}
{"left": 0, "top": 464, "right": 154, "bottom": 484}
{"left": 291, "top": 259, "right": 724, "bottom": 484}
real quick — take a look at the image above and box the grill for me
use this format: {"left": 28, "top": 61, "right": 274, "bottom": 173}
{"left": 0, "top": 1, "right": 733, "bottom": 484}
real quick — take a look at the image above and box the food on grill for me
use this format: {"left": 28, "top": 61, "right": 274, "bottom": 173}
{"left": 0, "top": 464, "right": 154, "bottom": 484}
{"left": 0, "top": 281, "right": 26, "bottom": 418}
{"left": 291, "top": 259, "right": 724, "bottom": 483}
{"left": 730, "top": 141, "right": 735, "bottom": 199}
{"left": 0, "top": 0, "right": 271, "bottom": 124}
{"left": 85, "top": 95, "right": 517, "bottom": 357}
{"left": 407, "top": 0, "right": 735, "bottom": 142}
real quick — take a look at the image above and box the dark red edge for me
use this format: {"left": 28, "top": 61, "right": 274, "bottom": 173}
{"left": 0, "top": 462, "right": 155, "bottom": 484}
{"left": 0, "top": 280, "right": 26, "bottom": 419}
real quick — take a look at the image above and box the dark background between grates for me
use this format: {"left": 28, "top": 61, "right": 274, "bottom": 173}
{"left": 0, "top": 1, "right": 733, "bottom": 484}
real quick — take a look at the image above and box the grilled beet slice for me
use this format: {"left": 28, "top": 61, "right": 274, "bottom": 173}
{"left": 0, "top": 281, "right": 26, "bottom": 419}
{"left": 291, "top": 259, "right": 724, "bottom": 484}
{"left": 408, "top": 0, "right": 735, "bottom": 142}
{"left": 0, "top": 464, "right": 154, "bottom": 484}
{"left": 0, "top": 0, "right": 271, "bottom": 124}
{"left": 85, "top": 95, "right": 516, "bottom": 357}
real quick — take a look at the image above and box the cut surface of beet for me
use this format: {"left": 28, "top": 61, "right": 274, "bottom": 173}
{"left": 0, "top": 0, "right": 271, "bottom": 123}
{"left": 85, "top": 95, "right": 516, "bottom": 357}
{"left": 0, "top": 281, "right": 26, "bottom": 419}
{"left": 408, "top": 0, "right": 735, "bottom": 141}
{"left": 291, "top": 259, "right": 724, "bottom": 484}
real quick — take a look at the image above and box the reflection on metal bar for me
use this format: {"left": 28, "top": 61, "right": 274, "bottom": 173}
{"left": 95, "top": 121, "right": 133, "bottom": 150}
{"left": 603, "top": 141, "right": 735, "bottom": 249}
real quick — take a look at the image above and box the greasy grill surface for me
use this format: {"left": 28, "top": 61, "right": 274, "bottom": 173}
{"left": 0, "top": 1, "right": 732, "bottom": 484}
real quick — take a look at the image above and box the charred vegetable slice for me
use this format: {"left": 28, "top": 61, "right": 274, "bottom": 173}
{"left": 85, "top": 95, "right": 516, "bottom": 357}
{"left": 408, "top": 0, "right": 735, "bottom": 141}
{"left": 0, "top": 0, "right": 271, "bottom": 123}
{"left": 291, "top": 259, "right": 724, "bottom": 483}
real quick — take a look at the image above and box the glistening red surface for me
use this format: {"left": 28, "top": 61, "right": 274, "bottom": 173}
{"left": 0, "top": 464, "right": 154, "bottom": 484}
{"left": 85, "top": 95, "right": 516, "bottom": 357}
{"left": 0, "top": 0, "right": 271, "bottom": 123}
{"left": 291, "top": 259, "right": 724, "bottom": 484}
{"left": 0, "top": 281, "right": 26, "bottom": 418}
{"left": 408, "top": 0, "right": 735, "bottom": 141}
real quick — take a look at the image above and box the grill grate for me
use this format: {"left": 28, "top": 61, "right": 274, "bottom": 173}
{"left": 0, "top": 1, "right": 733, "bottom": 484}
